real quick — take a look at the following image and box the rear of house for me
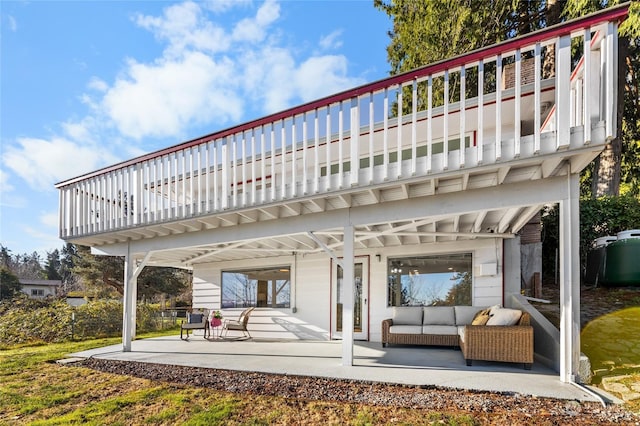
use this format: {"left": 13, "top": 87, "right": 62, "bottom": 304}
{"left": 55, "top": 6, "right": 629, "bottom": 384}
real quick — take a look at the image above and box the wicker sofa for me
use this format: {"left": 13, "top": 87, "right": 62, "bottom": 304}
{"left": 381, "top": 306, "right": 534, "bottom": 369}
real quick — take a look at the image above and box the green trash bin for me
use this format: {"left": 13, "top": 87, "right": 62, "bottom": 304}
{"left": 585, "top": 236, "right": 616, "bottom": 286}
{"left": 602, "top": 230, "right": 640, "bottom": 287}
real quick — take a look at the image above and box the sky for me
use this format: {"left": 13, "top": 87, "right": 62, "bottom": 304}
{"left": 0, "top": 0, "right": 392, "bottom": 259}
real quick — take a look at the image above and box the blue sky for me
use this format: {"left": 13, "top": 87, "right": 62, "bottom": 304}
{"left": 1, "top": 0, "right": 391, "bottom": 258}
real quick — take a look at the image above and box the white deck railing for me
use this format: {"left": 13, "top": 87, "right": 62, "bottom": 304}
{"left": 56, "top": 7, "right": 625, "bottom": 239}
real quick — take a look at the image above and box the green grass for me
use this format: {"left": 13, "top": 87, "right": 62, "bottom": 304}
{"left": 0, "top": 328, "right": 630, "bottom": 424}
{"left": 1, "top": 330, "right": 484, "bottom": 425}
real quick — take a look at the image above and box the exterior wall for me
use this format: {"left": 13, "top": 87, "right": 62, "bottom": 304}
{"left": 193, "top": 238, "right": 504, "bottom": 342}
{"left": 21, "top": 284, "right": 58, "bottom": 299}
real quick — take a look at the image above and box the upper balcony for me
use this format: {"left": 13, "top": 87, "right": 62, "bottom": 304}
{"left": 56, "top": 6, "right": 626, "bottom": 253}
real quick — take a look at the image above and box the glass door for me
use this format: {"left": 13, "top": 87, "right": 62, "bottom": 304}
{"left": 332, "top": 257, "right": 369, "bottom": 340}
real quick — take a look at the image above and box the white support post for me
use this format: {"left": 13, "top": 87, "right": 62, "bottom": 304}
{"left": 583, "top": 29, "right": 591, "bottom": 144}
{"left": 326, "top": 108, "right": 332, "bottom": 192}
{"left": 350, "top": 97, "right": 359, "bottom": 186}
{"left": 443, "top": 71, "right": 449, "bottom": 170}
{"left": 342, "top": 224, "right": 354, "bottom": 366}
{"left": 303, "top": 114, "right": 308, "bottom": 195}
{"left": 559, "top": 172, "right": 580, "bottom": 382}
{"left": 459, "top": 66, "right": 466, "bottom": 168}
{"left": 514, "top": 49, "right": 521, "bottom": 158}
{"left": 534, "top": 43, "right": 541, "bottom": 153}
{"left": 427, "top": 76, "right": 433, "bottom": 173}
{"left": 213, "top": 140, "right": 219, "bottom": 210}
{"left": 411, "top": 79, "right": 417, "bottom": 175}
{"left": 368, "top": 93, "right": 374, "bottom": 184}
{"left": 221, "top": 138, "right": 229, "bottom": 209}
{"left": 122, "top": 242, "right": 136, "bottom": 352}
{"left": 605, "top": 22, "right": 617, "bottom": 140}
{"left": 338, "top": 103, "right": 344, "bottom": 188}
{"left": 314, "top": 111, "right": 320, "bottom": 193}
{"left": 396, "top": 85, "right": 403, "bottom": 178}
{"left": 383, "top": 89, "right": 389, "bottom": 180}
{"left": 291, "top": 119, "right": 297, "bottom": 197}
{"left": 477, "top": 60, "right": 484, "bottom": 165}
{"left": 495, "top": 54, "right": 502, "bottom": 160}
{"left": 556, "top": 35, "right": 572, "bottom": 149}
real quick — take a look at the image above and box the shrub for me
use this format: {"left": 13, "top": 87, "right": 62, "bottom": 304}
{"left": 0, "top": 296, "right": 165, "bottom": 347}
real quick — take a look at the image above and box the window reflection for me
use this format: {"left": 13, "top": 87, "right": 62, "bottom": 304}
{"left": 387, "top": 253, "right": 472, "bottom": 306}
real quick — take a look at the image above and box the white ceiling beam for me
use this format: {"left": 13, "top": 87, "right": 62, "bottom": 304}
{"left": 102, "top": 176, "right": 569, "bottom": 256}
{"left": 511, "top": 204, "right": 543, "bottom": 234}
{"left": 498, "top": 207, "right": 522, "bottom": 233}
{"left": 258, "top": 206, "right": 279, "bottom": 220}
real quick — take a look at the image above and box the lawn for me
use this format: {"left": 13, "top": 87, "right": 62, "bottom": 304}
{"left": 0, "top": 330, "right": 478, "bottom": 425}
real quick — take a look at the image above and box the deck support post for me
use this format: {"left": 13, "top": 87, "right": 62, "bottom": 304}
{"left": 559, "top": 172, "right": 580, "bottom": 382}
{"left": 122, "top": 242, "right": 136, "bottom": 352}
{"left": 342, "top": 223, "right": 355, "bottom": 366}
{"left": 122, "top": 246, "right": 150, "bottom": 351}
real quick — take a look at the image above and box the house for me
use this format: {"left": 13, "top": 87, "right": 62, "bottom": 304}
{"left": 55, "top": 6, "right": 629, "bottom": 385}
{"left": 20, "top": 279, "right": 62, "bottom": 299}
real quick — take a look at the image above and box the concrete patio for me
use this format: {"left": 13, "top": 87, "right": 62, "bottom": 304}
{"left": 69, "top": 333, "right": 613, "bottom": 403}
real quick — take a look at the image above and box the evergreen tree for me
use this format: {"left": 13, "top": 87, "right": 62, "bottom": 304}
{"left": 565, "top": 0, "right": 640, "bottom": 197}
{"left": 73, "top": 245, "right": 190, "bottom": 300}
{"left": 0, "top": 267, "right": 22, "bottom": 300}
{"left": 44, "top": 249, "right": 62, "bottom": 281}
{"left": 375, "top": 0, "right": 639, "bottom": 198}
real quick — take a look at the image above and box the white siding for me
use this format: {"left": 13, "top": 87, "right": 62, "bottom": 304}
{"left": 192, "top": 239, "right": 503, "bottom": 342}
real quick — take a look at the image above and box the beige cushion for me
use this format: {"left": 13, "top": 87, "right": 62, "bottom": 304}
{"left": 489, "top": 304, "right": 502, "bottom": 316}
{"left": 454, "top": 306, "right": 488, "bottom": 325}
{"left": 391, "top": 307, "right": 423, "bottom": 325}
{"left": 423, "top": 306, "right": 455, "bottom": 325}
{"left": 422, "top": 325, "right": 458, "bottom": 335}
{"left": 389, "top": 325, "right": 423, "bottom": 334}
{"left": 471, "top": 308, "right": 491, "bottom": 325}
{"left": 486, "top": 308, "right": 522, "bottom": 326}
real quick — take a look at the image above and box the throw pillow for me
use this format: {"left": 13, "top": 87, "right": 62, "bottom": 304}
{"left": 486, "top": 308, "right": 522, "bottom": 326}
{"left": 471, "top": 308, "right": 491, "bottom": 325}
{"left": 188, "top": 313, "right": 204, "bottom": 324}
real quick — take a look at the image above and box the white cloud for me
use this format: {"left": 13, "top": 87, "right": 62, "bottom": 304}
{"left": 0, "top": 169, "right": 13, "bottom": 192}
{"left": 319, "top": 30, "right": 343, "bottom": 51}
{"left": 3, "top": 137, "right": 116, "bottom": 189}
{"left": 8, "top": 15, "right": 17, "bottom": 32}
{"left": 134, "top": 1, "right": 230, "bottom": 57}
{"left": 102, "top": 51, "right": 243, "bottom": 139}
{"left": 202, "top": 0, "right": 251, "bottom": 13}
{"left": 87, "top": 77, "right": 108, "bottom": 92}
{"left": 11, "top": 0, "right": 366, "bottom": 163}
{"left": 232, "top": 0, "right": 279, "bottom": 42}
{"left": 40, "top": 211, "right": 59, "bottom": 228}
{"left": 294, "top": 55, "right": 363, "bottom": 102}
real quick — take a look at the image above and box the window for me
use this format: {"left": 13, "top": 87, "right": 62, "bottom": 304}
{"left": 222, "top": 266, "right": 291, "bottom": 309}
{"left": 387, "top": 253, "right": 472, "bottom": 307}
{"left": 31, "top": 289, "right": 45, "bottom": 297}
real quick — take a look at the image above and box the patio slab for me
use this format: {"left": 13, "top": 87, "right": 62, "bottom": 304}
{"left": 70, "top": 334, "right": 610, "bottom": 402}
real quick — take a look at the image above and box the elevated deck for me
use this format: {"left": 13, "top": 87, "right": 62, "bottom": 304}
{"left": 56, "top": 7, "right": 626, "bottom": 267}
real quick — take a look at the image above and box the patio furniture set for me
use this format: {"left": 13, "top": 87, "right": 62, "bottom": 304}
{"left": 381, "top": 305, "right": 534, "bottom": 369}
{"left": 180, "top": 307, "right": 255, "bottom": 341}
{"left": 181, "top": 305, "right": 533, "bottom": 369}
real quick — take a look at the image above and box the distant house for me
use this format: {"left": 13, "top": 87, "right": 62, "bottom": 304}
{"left": 20, "top": 279, "right": 62, "bottom": 299}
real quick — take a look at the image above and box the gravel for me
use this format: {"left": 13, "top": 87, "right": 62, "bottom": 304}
{"left": 71, "top": 357, "right": 639, "bottom": 424}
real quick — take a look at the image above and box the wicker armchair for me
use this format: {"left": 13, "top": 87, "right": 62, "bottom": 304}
{"left": 460, "top": 312, "right": 534, "bottom": 369}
